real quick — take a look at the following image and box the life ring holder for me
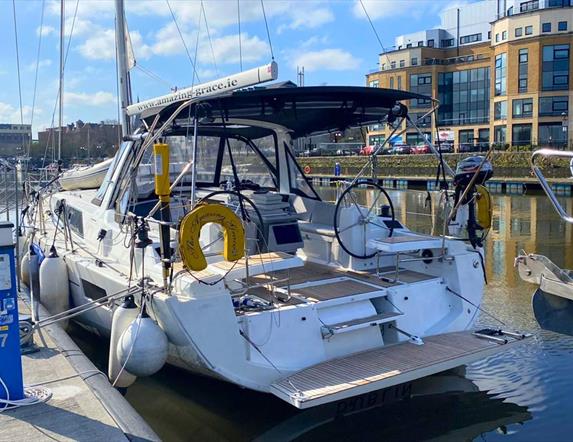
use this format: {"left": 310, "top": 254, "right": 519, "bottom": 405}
{"left": 303, "top": 165, "right": 312, "bottom": 174}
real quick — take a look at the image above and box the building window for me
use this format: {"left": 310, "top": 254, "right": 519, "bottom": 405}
{"left": 502, "top": 31, "right": 507, "bottom": 40}
{"left": 488, "top": 31, "right": 491, "bottom": 39}
{"left": 495, "top": 53, "right": 507, "bottom": 96}
{"left": 495, "top": 101, "right": 508, "bottom": 120}
{"left": 548, "top": 0, "right": 568, "bottom": 7}
{"left": 519, "top": 48, "right": 528, "bottom": 92}
{"left": 406, "top": 43, "right": 412, "bottom": 48}
{"left": 381, "top": 63, "right": 386, "bottom": 70}
{"left": 525, "top": 25, "right": 533, "bottom": 35}
{"left": 391, "top": 61, "right": 396, "bottom": 69}
{"left": 427, "top": 39, "right": 434, "bottom": 47}
{"left": 539, "top": 122, "right": 567, "bottom": 146}
{"left": 520, "top": 1, "right": 539, "bottom": 13}
{"left": 478, "top": 128, "right": 490, "bottom": 149}
{"left": 513, "top": 98, "right": 533, "bottom": 118}
{"left": 558, "top": 21, "right": 567, "bottom": 31}
{"left": 438, "top": 67, "right": 490, "bottom": 126}
{"left": 460, "top": 33, "right": 481, "bottom": 45}
{"left": 539, "top": 96, "right": 569, "bottom": 116}
{"left": 411, "top": 57, "right": 418, "bottom": 66}
{"left": 442, "top": 38, "right": 455, "bottom": 47}
{"left": 494, "top": 125, "right": 507, "bottom": 144}
{"left": 400, "top": 60, "right": 405, "bottom": 68}
{"left": 418, "top": 41, "right": 423, "bottom": 47}
{"left": 369, "top": 80, "right": 379, "bottom": 88}
{"left": 542, "top": 44, "right": 570, "bottom": 91}
{"left": 459, "top": 129, "right": 474, "bottom": 144}
{"left": 408, "top": 113, "right": 432, "bottom": 127}
{"left": 542, "top": 23, "right": 552, "bottom": 33}
{"left": 397, "top": 76, "right": 402, "bottom": 90}
{"left": 410, "top": 73, "right": 432, "bottom": 108}
{"left": 390, "top": 77, "right": 394, "bottom": 88}
{"left": 495, "top": 33, "right": 500, "bottom": 42}
{"left": 512, "top": 124, "right": 532, "bottom": 146}
{"left": 515, "top": 27, "right": 523, "bottom": 37}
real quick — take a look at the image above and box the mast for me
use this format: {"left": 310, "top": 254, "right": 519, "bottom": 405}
{"left": 58, "top": 0, "right": 64, "bottom": 161}
{"left": 114, "top": 0, "right": 132, "bottom": 137}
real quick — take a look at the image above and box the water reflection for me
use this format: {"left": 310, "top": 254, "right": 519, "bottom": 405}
{"left": 68, "top": 188, "right": 573, "bottom": 441}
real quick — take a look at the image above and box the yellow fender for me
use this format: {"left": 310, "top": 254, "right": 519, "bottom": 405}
{"left": 476, "top": 184, "right": 492, "bottom": 229}
{"left": 179, "top": 203, "right": 245, "bottom": 271}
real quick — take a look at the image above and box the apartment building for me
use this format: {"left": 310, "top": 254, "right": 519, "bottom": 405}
{"left": 366, "top": 0, "right": 572, "bottom": 149}
{"left": 0, "top": 123, "right": 31, "bottom": 156}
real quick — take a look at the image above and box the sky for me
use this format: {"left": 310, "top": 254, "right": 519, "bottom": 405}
{"left": 0, "top": 0, "right": 472, "bottom": 136}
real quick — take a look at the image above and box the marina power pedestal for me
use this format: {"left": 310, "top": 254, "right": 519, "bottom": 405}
{"left": 0, "top": 221, "right": 25, "bottom": 401}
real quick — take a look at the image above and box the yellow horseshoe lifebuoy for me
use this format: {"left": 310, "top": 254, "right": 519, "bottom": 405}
{"left": 303, "top": 165, "right": 311, "bottom": 174}
{"left": 179, "top": 203, "right": 245, "bottom": 271}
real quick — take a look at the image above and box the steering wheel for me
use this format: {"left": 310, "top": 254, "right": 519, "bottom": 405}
{"left": 334, "top": 181, "right": 395, "bottom": 259}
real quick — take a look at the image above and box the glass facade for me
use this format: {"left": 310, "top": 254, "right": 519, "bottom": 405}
{"left": 409, "top": 73, "right": 432, "bottom": 108}
{"left": 542, "top": 45, "right": 570, "bottom": 91}
{"left": 438, "top": 67, "right": 490, "bottom": 126}
{"left": 512, "top": 124, "right": 532, "bottom": 146}
{"left": 539, "top": 96, "right": 568, "bottom": 116}
{"left": 495, "top": 53, "right": 507, "bottom": 96}
{"left": 459, "top": 129, "right": 474, "bottom": 143}
{"left": 539, "top": 123, "right": 568, "bottom": 146}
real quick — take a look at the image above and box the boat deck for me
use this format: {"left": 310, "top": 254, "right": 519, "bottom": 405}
{"left": 271, "top": 331, "right": 527, "bottom": 409}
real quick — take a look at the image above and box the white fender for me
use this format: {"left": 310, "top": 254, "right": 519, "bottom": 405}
{"left": 39, "top": 246, "right": 70, "bottom": 328}
{"left": 29, "top": 247, "right": 40, "bottom": 322}
{"left": 109, "top": 296, "right": 139, "bottom": 388}
{"left": 118, "top": 309, "right": 168, "bottom": 377}
{"left": 20, "top": 250, "right": 30, "bottom": 287}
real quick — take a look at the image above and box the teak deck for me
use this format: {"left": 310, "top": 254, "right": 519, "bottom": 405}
{"left": 271, "top": 331, "right": 526, "bottom": 409}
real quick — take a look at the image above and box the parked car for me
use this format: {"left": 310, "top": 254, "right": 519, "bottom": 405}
{"left": 437, "top": 142, "right": 453, "bottom": 153}
{"left": 360, "top": 145, "right": 375, "bottom": 155}
{"left": 391, "top": 144, "right": 412, "bottom": 155}
{"left": 412, "top": 143, "right": 430, "bottom": 154}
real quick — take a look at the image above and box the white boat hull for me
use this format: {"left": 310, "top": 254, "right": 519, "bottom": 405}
{"left": 59, "top": 159, "right": 113, "bottom": 190}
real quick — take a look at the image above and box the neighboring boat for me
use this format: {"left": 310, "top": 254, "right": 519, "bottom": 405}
{"left": 59, "top": 158, "right": 113, "bottom": 190}
{"left": 516, "top": 149, "right": 573, "bottom": 335}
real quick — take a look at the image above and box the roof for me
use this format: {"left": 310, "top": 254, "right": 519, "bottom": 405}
{"left": 146, "top": 85, "right": 430, "bottom": 139}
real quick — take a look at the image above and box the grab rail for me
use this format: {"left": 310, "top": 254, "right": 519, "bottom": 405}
{"left": 531, "top": 148, "right": 573, "bottom": 224}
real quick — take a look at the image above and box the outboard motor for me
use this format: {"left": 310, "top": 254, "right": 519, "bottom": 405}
{"left": 453, "top": 156, "right": 493, "bottom": 248}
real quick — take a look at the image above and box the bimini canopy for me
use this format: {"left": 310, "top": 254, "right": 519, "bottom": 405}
{"left": 144, "top": 85, "right": 430, "bottom": 139}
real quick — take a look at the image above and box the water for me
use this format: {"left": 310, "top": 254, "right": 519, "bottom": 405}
{"left": 68, "top": 188, "right": 573, "bottom": 441}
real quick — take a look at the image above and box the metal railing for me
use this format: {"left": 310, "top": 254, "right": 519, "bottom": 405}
{"left": 531, "top": 148, "right": 573, "bottom": 223}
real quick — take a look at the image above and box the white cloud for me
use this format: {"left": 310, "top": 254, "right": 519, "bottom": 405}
{"left": 27, "top": 59, "right": 53, "bottom": 72}
{"left": 352, "top": 0, "right": 444, "bottom": 20}
{"left": 77, "top": 28, "right": 151, "bottom": 61}
{"left": 209, "top": 33, "right": 269, "bottom": 64}
{"left": 299, "top": 35, "right": 330, "bottom": 49}
{"left": 36, "top": 25, "right": 56, "bottom": 37}
{"left": 291, "top": 49, "right": 361, "bottom": 72}
{"left": 65, "top": 91, "right": 116, "bottom": 106}
{"left": 280, "top": 6, "right": 334, "bottom": 32}
{"left": 0, "top": 102, "right": 34, "bottom": 124}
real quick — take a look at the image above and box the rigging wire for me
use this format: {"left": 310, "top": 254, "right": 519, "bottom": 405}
{"left": 41, "top": 0, "right": 80, "bottom": 168}
{"left": 191, "top": 2, "right": 203, "bottom": 88}
{"left": 259, "top": 0, "right": 274, "bottom": 60}
{"left": 237, "top": 0, "right": 243, "bottom": 71}
{"left": 134, "top": 64, "right": 173, "bottom": 89}
{"left": 11, "top": 0, "right": 25, "bottom": 156}
{"left": 200, "top": 0, "right": 219, "bottom": 78}
{"left": 165, "top": 0, "right": 201, "bottom": 84}
{"left": 30, "top": 0, "right": 47, "bottom": 162}
{"left": 358, "top": 0, "right": 391, "bottom": 67}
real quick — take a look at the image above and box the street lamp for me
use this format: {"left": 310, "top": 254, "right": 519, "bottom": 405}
{"left": 562, "top": 112, "right": 569, "bottom": 149}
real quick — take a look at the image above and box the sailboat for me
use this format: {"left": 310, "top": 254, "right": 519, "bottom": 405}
{"left": 21, "top": 0, "right": 530, "bottom": 409}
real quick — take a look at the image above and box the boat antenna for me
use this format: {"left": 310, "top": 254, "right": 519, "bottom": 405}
{"left": 58, "top": 0, "right": 65, "bottom": 161}
{"left": 260, "top": 0, "right": 274, "bottom": 60}
{"left": 114, "top": 0, "right": 133, "bottom": 137}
